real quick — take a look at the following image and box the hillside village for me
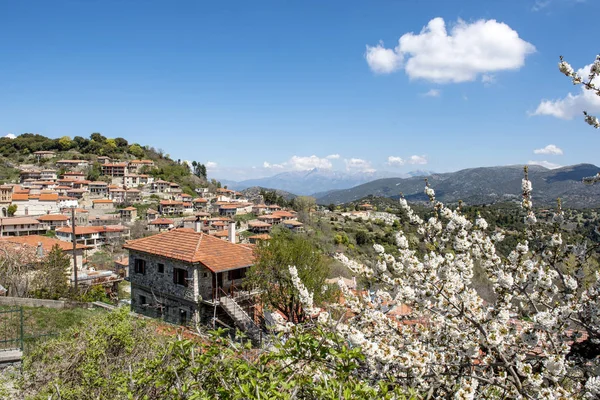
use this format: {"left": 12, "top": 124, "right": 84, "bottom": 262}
{"left": 0, "top": 140, "right": 312, "bottom": 338}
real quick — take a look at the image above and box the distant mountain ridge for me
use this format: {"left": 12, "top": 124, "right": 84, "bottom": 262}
{"left": 221, "top": 168, "right": 433, "bottom": 196}
{"left": 315, "top": 164, "right": 600, "bottom": 208}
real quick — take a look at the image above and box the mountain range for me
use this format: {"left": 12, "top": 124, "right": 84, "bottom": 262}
{"left": 220, "top": 169, "right": 433, "bottom": 196}
{"left": 315, "top": 164, "right": 600, "bottom": 208}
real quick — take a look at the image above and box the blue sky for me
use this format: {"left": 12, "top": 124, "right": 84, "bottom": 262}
{"left": 1, "top": 0, "right": 599, "bottom": 180}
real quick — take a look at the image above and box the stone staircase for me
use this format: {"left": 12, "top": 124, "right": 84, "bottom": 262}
{"left": 219, "top": 296, "right": 263, "bottom": 344}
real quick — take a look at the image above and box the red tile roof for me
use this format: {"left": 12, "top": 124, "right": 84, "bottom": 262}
{"left": 0, "top": 235, "right": 87, "bottom": 251}
{"left": 39, "top": 193, "right": 59, "bottom": 201}
{"left": 11, "top": 193, "right": 29, "bottom": 201}
{"left": 149, "top": 218, "right": 174, "bottom": 225}
{"left": 123, "top": 228, "right": 254, "bottom": 273}
{"left": 92, "top": 199, "right": 114, "bottom": 204}
{"left": 0, "top": 217, "right": 41, "bottom": 226}
{"left": 160, "top": 200, "right": 183, "bottom": 206}
{"left": 193, "top": 198, "right": 208, "bottom": 203}
{"left": 121, "top": 207, "right": 137, "bottom": 211}
{"left": 36, "top": 214, "right": 69, "bottom": 222}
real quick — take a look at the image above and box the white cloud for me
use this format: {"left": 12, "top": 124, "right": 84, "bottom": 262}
{"left": 365, "top": 41, "right": 403, "bottom": 74}
{"left": 345, "top": 158, "right": 375, "bottom": 172}
{"left": 408, "top": 155, "right": 428, "bottom": 165}
{"left": 263, "top": 155, "right": 332, "bottom": 171}
{"left": 422, "top": 89, "right": 441, "bottom": 97}
{"left": 533, "top": 64, "right": 600, "bottom": 120}
{"left": 326, "top": 154, "right": 341, "bottom": 159}
{"left": 533, "top": 144, "right": 563, "bottom": 155}
{"left": 388, "top": 155, "right": 428, "bottom": 167}
{"left": 289, "top": 155, "right": 332, "bottom": 170}
{"left": 528, "top": 160, "right": 562, "bottom": 169}
{"left": 263, "top": 161, "right": 285, "bottom": 169}
{"left": 206, "top": 161, "right": 218, "bottom": 169}
{"left": 366, "top": 17, "right": 535, "bottom": 83}
{"left": 387, "top": 156, "right": 405, "bottom": 166}
{"left": 4, "top": 133, "right": 16, "bottom": 139}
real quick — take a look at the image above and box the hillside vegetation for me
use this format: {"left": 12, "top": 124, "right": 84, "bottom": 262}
{"left": 0, "top": 133, "right": 212, "bottom": 194}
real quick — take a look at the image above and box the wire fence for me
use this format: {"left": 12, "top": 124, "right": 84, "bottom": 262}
{"left": 0, "top": 307, "right": 57, "bottom": 356}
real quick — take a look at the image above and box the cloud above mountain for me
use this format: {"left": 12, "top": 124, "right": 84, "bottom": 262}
{"left": 365, "top": 17, "right": 535, "bottom": 83}
{"left": 533, "top": 144, "right": 563, "bottom": 155}
{"left": 387, "top": 155, "right": 428, "bottom": 166}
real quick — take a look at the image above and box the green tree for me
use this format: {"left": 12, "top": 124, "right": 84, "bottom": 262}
{"left": 128, "top": 144, "right": 145, "bottom": 158}
{"left": 31, "top": 245, "right": 70, "bottom": 300}
{"left": 246, "top": 229, "right": 335, "bottom": 323}
{"left": 58, "top": 135, "right": 72, "bottom": 151}
{"left": 328, "top": 203, "right": 336, "bottom": 212}
{"left": 90, "top": 132, "right": 106, "bottom": 143}
{"left": 105, "top": 138, "right": 117, "bottom": 149}
{"left": 7, "top": 204, "right": 17, "bottom": 216}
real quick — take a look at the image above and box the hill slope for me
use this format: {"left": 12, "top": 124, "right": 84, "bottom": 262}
{"left": 316, "top": 164, "right": 600, "bottom": 208}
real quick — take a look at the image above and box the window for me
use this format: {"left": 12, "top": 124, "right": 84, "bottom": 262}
{"left": 157, "top": 263, "right": 164, "bottom": 273}
{"left": 179, "top": 309, "right": 187, "bottom": 325}
{"left": 228, "top": 268, "right": 246, "bottom": 281}
{"left": 203, "top": 272, "right": 208, "bottom": 278}
{"left": 134, "top": 259, "right": 146, "bottom": 274}
{"left": 173, "top": 268, "right": 189, "bottom": 287}
{"left": 139, "top": 295, "right": 147, "bottom": 305}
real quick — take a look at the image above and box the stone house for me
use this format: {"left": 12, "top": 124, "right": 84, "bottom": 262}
{"left": 159, "top": 200, "right": 184, "bottom": 215}
{"left": 124, "top": 226, "right": 255, "bottom": 326}
{"left": 55, "top": 160, "right": 89, "bottom": 170}
{"left": 33, "top": 151, "right": 55, "bottom": 161}
{"left": 92, "top": 199, "right": 114, "bottom": 210}
{"left": 148, "top": 218, "right": 174, "bottom": 232}
{"left": 119, "top": 207, "right": 138, "bottom": 223}
{"left": 89, "top": 181, "right": 109, "bottom": 197}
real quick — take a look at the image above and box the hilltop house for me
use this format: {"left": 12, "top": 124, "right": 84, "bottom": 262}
{"left": 124, "top": 225, "right": 258, "bottom": 328}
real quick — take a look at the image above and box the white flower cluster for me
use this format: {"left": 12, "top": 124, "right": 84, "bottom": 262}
{"left": 283, "top": 171, "right": 600, "bottom": 398}
{"left": 559, "top": 55, "right": 600, "bottom": 130}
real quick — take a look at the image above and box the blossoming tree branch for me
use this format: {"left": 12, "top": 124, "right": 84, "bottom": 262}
{"left": 278, "top": 167, "right": 600, "bottom": 399}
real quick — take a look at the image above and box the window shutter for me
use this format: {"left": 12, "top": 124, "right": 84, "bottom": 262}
{"left": 184, "top": 270, "right": 189, "bottom": 287}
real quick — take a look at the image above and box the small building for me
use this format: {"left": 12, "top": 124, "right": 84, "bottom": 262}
{"left": 40, "top": 169, "right": 58, "bottom": 181}
{"left": 97, "top": 156, "right": 111, "bottom": 164}
{"left": 146, "top": 208, "right": 159, "bottom": 222}
{"left": 36, "top": 214, "right": 70, "bottom": 230}
{"left": 33, "top": 151, "right": 55, "bottom": 161}
{"left": 124, "top": 227, "right": 255, "bottom": 326}
{"left": 62, "top": 172, "right": 86, "bottom": 181}
{"left": 0, "top": 217, "right": 48, "bottom": 237}
{"left": 192, "top": 198, "right": 208, "bottom": 212}
{"left": 283, "top": 219, "right": 305, "bottom": 233}
{"left": 248, "top": 220, "right": 271, "bottom": 233}
{"left": 152, "top": 180, "right": 170, "bottom": 193}
{"left": 92, "top": 199, "right": 115, "bottom": 210}
{"left": 159, "top": 200, "right": 184, "bottom": 216}
{"left": 20, "top": 170, "right": 42, "bottom": 183}
{"left": 89, "top": 181, "right": 109, "bottom": 197}
{"left": 127, "top": 160, "right": 155, "bottom": 174}
{"left": 56, "top": 225, "right": 130, "bottom": 249}
{"left": 56, "top": 160, "right": 90, "bottom": 170}
{"left": 119, "top": 207, "right": 138, "bottom": 223}
{"left": 101, "top": 163, "right": 128, "bottom": 177}
{"left": 248, "top": 234, "right": 271, "bottom": 245}
{"left": 148, "top": 218, "right": 174, "bottom": 232}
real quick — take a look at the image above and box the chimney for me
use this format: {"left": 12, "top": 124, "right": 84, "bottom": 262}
{"left": 36, "top": 242, "right": 44, "bottom": 258}
{"left": 194, "top": 216, "right": 202, "bottom": 233}
{"left": 228, "top": 221, "right": 236, "bottom": 244}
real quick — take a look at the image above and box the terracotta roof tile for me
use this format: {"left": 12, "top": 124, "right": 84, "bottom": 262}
{"left": 149, "top": 218, "right": 174, "bottom": 225}
{"left": 36, "top": 214, "right": 69, "bottom": 222}
{"left": 0, "top": 235, "right": 87, "bottom": 251}
{"left": 0, "top": 217, "right": 41, "bottom": 226}
{"left": 123, "top": 228, "right": 254, "bottom": 273}
{"left": 92, "top": 199, "right": 114, "bottom": 204}
{"left": 39, "top": 193, "right": 59, "bottom": 201}
{"left": 11, "top": 193, "right": 29, "bottom": 201}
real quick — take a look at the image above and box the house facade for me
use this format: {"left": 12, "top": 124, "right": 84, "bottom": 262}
{"left": 124, "top": 228, "right": 255, "bottom": 326}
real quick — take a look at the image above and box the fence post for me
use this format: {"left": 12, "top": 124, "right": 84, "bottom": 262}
{"left": 19, "top": 306, "right": 24, "bottom": 351}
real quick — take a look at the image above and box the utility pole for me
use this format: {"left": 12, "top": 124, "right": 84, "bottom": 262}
{"left": 71, "top": 206, "right": 78, "bottom": 292}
